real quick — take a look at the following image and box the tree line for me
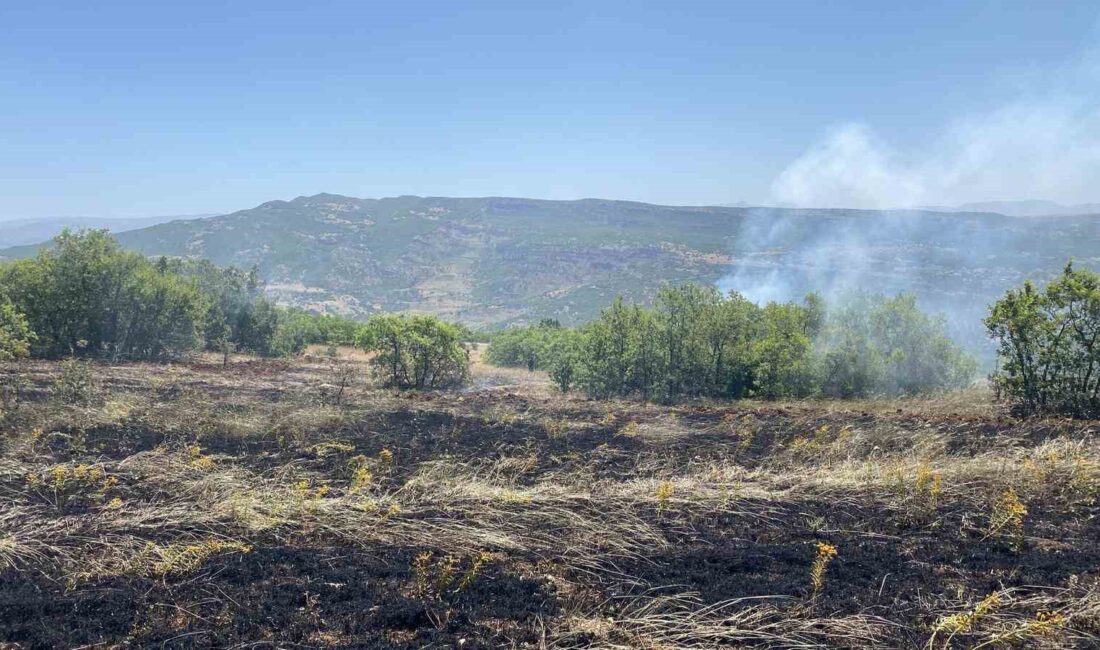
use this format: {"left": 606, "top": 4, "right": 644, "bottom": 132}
{"left": 0, "top": 230, "right": 472, "bottom": 391}
{"left": 3, "top": 230, "right": 1098, "bottom": 418}
{"left": 490, "top": 264, "right": 1100, "bottom": 418}
{"left": 488, "top": 285, "right": 977, "bottom": 402}
{"left": 0, "top": 230, "right": 347, "bottom": 361}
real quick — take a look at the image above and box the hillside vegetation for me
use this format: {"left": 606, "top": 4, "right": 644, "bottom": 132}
{"left": 6, "top": 195, "right": 1099, "bottom": 346}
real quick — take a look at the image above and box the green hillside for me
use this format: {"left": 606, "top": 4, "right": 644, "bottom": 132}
{"left": 94, "top": 194, "right": 751, "bottom": 326}
{"left": 5, "top": 194, "right": 1100, "bottom": 349}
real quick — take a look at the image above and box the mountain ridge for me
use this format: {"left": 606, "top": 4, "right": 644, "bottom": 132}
{"left": 3, "top": 193, "right": 1099, "bottom": 355}
{"left": 923, "top": 199, "right": 1100, "bottom": 217}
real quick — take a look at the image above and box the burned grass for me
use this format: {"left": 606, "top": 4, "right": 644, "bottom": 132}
{"left": 0, "top": 358, "right": 1098, "bottom": 648}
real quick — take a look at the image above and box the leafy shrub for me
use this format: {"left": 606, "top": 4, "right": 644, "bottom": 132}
{"left": 486, "top": 319, "right": 573, "bottom": 372}
{"left": 986, "top": 263, "right": 1100, "bottom": 418}
{"left": 546, "top": 331, "right": 583, "bottom": 392}
{"left": 360, "top": 314, "right": 469, "bottom": 389}
{"left": 0, "top": 231, "right": 204, "bottom": 360}
{"left": 0, "top": 301, "right": 34, "bottom": 362}
{"left": 486, "top": 328, "right": 544, "bottom": 371}
{"left": 816, "top": 293, "right": 976, "bottom": 398}
{"left": 52, "top": 358, "right": 101, "bottom": 406}
{"left": 751, "top": 301, "right": 816, "bottom": 399}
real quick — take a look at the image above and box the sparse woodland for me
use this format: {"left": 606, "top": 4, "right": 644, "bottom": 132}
{"left": 487, "top": 286, "right": 976, "bottom": 401}
{"left": 0, "top": 232, "right": 1099, "bottom": 648}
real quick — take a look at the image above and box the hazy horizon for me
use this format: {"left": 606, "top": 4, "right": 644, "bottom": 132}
{"left": 5, "top": 194, "right": 1100, "bottom": 225}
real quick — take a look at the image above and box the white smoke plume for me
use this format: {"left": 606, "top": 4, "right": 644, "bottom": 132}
{"left": 771, "top": 49, "right": 1100, "bottom": 209}
{"left": 718, "top": 43, "right": 1100, "bottom": 362}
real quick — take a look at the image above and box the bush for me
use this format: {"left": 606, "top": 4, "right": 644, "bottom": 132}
{"left": 576, "top": 298, "right": 648, "bottom": 399}
{"left": 751, "top": 302, "right": 816, "bottom": 399}
{"left": 485, "top": 320, "right": 567, "bottom": 371}
{"left": 486, "top": 321, "right": 587, "bottom": 392}
{"left": 816, "top": 294, "right": 975, "bottom": 398}
{"left": 360, "top": 314, "right": 469, "bottom": 389}
{"left": 986, "top": 263, "right": 1100, "bottom": 418}
{"left": 0, "top": 301, "right": 34, "bottom": 417}
{"left": 52, "top": 357, "right": 101, "bottom": 406}
{"left": 0, "top": 301, "right": 34, "bottom": 362}
{"left": 546, "top": 331, "right": 583, "bottom": 392}
{"left": 574, "top": 288, "right": 820, "bottom": 402}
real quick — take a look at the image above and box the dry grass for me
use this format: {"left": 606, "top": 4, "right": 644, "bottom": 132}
{"left": 0, "top": 356, "right": 1097, "bottom": 648}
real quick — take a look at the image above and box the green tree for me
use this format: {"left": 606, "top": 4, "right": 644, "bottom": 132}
{"left": 0, "top": 230, "right": 371, "bottom": 363}
{"left": 110, "top": 265, "right": 204, "bottom": 359}
{"left": 485, "top": 319, "right": 568, "bottom": 371}
{"left": 752, "top": 302, "right": 815, "bottom": 399}
{"left": 816, "top": 293, "right": 974, "bottom": 398}
{"left": 479, "top": 283, "right": 973, "bottom": 404}
{"left": 869, "top": 294, "right": 974, "bottom": 395}
{"left": 578, "top": 298, "right": 638, "bottom": 398}
{"left": 655, "top": 285, "right": 714, "bottom": 399}
{"left": 703, "top": 291, "right": 759, "bottom": 398}
{"left": 547, "top": 332, "right": 582, "bottom": 392}
{"left": 628, "top": 307, "right": 664, "bottom": 401}
{"left": 0, "top": 230, "right": 205, "bottom": 360}
{"left": 361, "top": 314, "right": 469, "bottom": 389}
{"left": 987, "top": 263, "right": 1100, "bottom": 417}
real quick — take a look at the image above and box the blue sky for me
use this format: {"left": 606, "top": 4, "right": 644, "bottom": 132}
{"left": 2, "top": 1, "right": 1099, "bottom": 217}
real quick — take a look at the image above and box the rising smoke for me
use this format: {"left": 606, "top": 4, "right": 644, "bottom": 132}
{"left": 772, "top": 47, "right": 1100, "bottom": 209}
{"left": 715, "top": 206, "right": 1018, "bottom": 360}
{"left": 718, "top": 42, "right": 1100, "bottom": 361}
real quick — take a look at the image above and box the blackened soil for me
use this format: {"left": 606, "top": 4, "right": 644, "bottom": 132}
{"left": 0, "top": 545, "right": 556, "bottom": 649}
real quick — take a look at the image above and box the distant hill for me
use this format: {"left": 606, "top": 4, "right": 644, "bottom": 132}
{"left": 0, "top": 214, "right": 215, "bottom": 248}
{"left": 924, "top": 199, "right": 1100, "bottom": 217}
{"left": 4, "top": 193, "right": 1099, "bottom": 355}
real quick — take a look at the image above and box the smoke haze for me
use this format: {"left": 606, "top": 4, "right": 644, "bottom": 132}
{"left": 772, "top": 47, "right": 1100, "bottom": 209}
{"left": 717, "top": 42, "right": 1100, "bottom": 363}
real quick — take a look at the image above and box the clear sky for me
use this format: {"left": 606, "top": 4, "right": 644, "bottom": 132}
{"left": 3, "top": 1, "right": 1100, "bottom": 218}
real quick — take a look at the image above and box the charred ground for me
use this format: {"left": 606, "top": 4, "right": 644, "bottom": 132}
{"left": 0, "top": 352, "right": 1098, "bottom": 648}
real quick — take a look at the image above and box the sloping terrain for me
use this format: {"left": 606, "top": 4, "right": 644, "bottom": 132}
{"left": 0, "top": 354, "right": 1098, "bottom": 648}
{"left": 5, "top": 195, "right": 1100, "bottom": 342}
{"left": 108, "top": 194, "right": 749, "bottom": 325}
